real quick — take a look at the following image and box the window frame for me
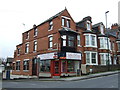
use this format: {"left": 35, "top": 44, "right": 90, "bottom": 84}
{"left": 49, "top": 21, "right": 53, "bottom": 31}
{"left": 48, "top": 35, "right": 53, "bottom": 49}
{"left": 16, "top": 60, "right": 20, "bottom": 71}
{"left": 77, "top": 34, "right": 81, "bottom": 46}
{"left": 33, "top": 40, "right": 37, "bottom": 52}
{"left": 25, "top": 42, "right": 29, "bottom": 54}
{"left": 23, "top": 59, "right": 29, "bottom": 71}
{"left": 34, "top": 28, "right": 38, "bottom": 36}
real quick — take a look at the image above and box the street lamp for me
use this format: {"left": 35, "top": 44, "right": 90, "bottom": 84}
{"left": 105, "top": 11, "right": 110, "bottom": 71}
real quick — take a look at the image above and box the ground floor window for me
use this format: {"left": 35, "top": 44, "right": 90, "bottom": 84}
{"left": 67, "top": 61, "right": 74, "bottom": 72}
{"left": 23, "top": 60, "right": 29, "bottom": 70}
{"left": 16, "top": 61, "right": 20, "bottom": 70}
{"left": 85, "top": 52, "right": 98, "bottom": 65}
{"left": 61, "top": 60, "right": 75, "bottom": 73}
{"left": 40, "top": 60, "right": 50, "bottom": 72}
{"left": 100, "top": 53, "right": 112, "bottom": 65}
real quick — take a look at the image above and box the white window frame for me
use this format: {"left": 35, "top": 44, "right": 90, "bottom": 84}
{"left": 62, "top": 35, "right": 66, "bottom": 46}
{"left": 77, "top": 34, "right": 81, "bottom": 46}
{"left": 85, "top": 51, "right": 98, "bottom": 65}
{"left": 84, "top": 34, "right": 97, "bottom": 48}
{"left": 26, "top": 32, "right": 29, "bottom": 40}
{"left": 99, "top": 53, "right": 112, "bottom": 65}
{"left": 25, "top": 42, "right": 29, "bottom": 54}
{"left": 23, "top": 59, "right": 29, "bottom": 71}
{"left": 34, "top": 28, "right": 38, "bottom": 37}
{"left": 100, "top": 24, "right": 104, "bottom": 35}
{"left": 48, "top": 21, "right": 53, "bottom": 31}
{"left": 86, "top": 21, "right": 91, "bottom": 30}
{"left": 16, "top": 60, "right": 20, "bottom": 71}
{"left": 33, "top": 40, "right": 37, "bottom": 52}
{"left": 48, "top": 35, "right": 53, "bottom": 49}
{"left": 117, "top": 41, "right": 120, "bottom": 52}
{"left": 99, "top": 37, "right": 111, "bottom": 50}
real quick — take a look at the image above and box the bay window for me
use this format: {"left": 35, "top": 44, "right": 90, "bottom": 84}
{"left": 68, "top": 36, "right": 75, "bottom": 47}
{"left": 100, "top": 53, "right": 112, "bottom": 65}
{"left": 84, "top": 34, "right": 97, "bottom": 47}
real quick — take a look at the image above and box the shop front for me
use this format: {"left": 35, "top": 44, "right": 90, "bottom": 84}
{"left": 37, "top": 52, "right": 81, "bottom": 77}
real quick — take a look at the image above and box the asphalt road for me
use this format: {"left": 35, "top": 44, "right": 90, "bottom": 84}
{"left": 2, "top": 74, "right": 119, "bottom": 88}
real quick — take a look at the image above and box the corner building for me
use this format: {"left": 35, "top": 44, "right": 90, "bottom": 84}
{"left": 12, "top": 8, "right": 120, "bottom": 78}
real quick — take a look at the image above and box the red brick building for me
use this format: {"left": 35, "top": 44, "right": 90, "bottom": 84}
{"left": 12, "top": 8, "right": 120, "bottom": 77}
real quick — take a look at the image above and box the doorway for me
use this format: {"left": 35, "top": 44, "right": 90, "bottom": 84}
{"left": 53, "top": 60, "right": 60, "bottom": 76}
{"left": 32, "top": 58, "right": 37, "bottom": 75}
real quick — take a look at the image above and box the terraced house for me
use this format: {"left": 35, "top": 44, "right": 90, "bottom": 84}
{"left": 12, "top": 8, "right": 120, "bottom": 78}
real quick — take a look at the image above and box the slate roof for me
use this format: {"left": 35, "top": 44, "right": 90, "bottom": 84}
{"left": 92, "top": 22, "right": 103, "bottom": 28}
{"left": 59, "top": 27, "right": 78, "bottom": 34}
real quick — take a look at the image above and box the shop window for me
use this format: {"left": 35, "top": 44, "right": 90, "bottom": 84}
{"left": 23, "top": 60, "right": 29, "bottom": 70}
{"left": 40, "top": 60, "right": 50, "bottom": 72}
{"left": 62, "top": 61, "right": 67, "bottom": 72}
{"left": 67, "top": 61, "right": 74, "bottom": 72}
{"left": 16, "top": 61, "right": 20, "bottom": 70}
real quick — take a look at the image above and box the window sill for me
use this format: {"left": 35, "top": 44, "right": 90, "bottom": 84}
{"left": 84, "top": 46, "right": 97, "bottom": 48}
{"left": 117, "top": 51, "right": 120, "bottom": 52}
{"left": 33, "top": 51, "right": 37, "bottom": 53}
{"left": 48, "top": 29, "right": 53, "bottom": 31}
{"left": 33, "top": 35, "right": 37, "bottom": 37}
{"left": 86, "top": 63, "right": 98, "bottom": 65}
{"left": 77, "top": 45, "right": 82, "bottom": 47}
{"left": 23, "top": 70, "right": 29, "bottom": 72}
{"left": 16, "top": 70, "right": 20, "bottom": 71}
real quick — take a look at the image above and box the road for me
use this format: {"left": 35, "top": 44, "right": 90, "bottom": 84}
{"left": 2, "top": 74, "right": 119, "bottom": 88}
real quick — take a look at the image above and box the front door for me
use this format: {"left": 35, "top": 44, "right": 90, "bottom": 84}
{"left": 32, "top": 58, "right": 37, "bottom": 75}
{"left": 53, "top": 61, "right": 60, "bottom": 76}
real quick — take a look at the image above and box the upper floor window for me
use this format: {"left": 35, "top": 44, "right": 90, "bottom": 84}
{"left": 49, "top": 21, "right": 53, "bottom": 30}
{"left": 62, "top": 35, "right": 66, "bottom": 46}
{"left": 17, "top": 48, "right": 20, "bottom": 55}
{"left": 33, "top": 41, "right": 37, "bottom": 52}
{"left": 26, "top": 32, "right": 29, "bottom": 40}
{"left": 61, "top": 16, "right": 71, "bottom": 28}
{"left": 86, "top": 21, "right": 91, "bottom": 30}
{"left": 66, "top": 19, "right": 70, "bottom": 28}
{"left": 99, "top": 37, "right": 111, "bottom": 49}
{"left": 62, "top": 18, "right": 65, "bottom": 26}
{"left": 48, "top": 35, "right": 53, "bottom": 48}
{"left": 77, "top": 35, "right": 81, "bottom": 46}
{"left": 25, "top": 43, "right": 29, "bottom": 53}
{"left": 34, "top": 28, "right": 38, "bottom": 36}
{"left": 85, "top": 34, "right": 97, "bottom": 47}
{"left": 68, "top": 36, "right": 75, "bottom": 47}
{"left": 61, "top": 35, "right": 75, "bottom": 47}
{"left": 100, "top": 24, "right": 104, "bottom": 34}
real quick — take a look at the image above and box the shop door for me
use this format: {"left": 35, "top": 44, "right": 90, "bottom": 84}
{"left": 53, "top": 61, "right": 60, "bottom": 76}
{"left": 32, "top": 58, "right": 37, "bottom": 75}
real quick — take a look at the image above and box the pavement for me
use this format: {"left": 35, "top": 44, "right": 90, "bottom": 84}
{"left": 3, "top": 70, "right": 120, "bottom": 81}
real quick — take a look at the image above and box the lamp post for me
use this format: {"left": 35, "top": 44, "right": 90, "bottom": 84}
{"left": 105, "top": 11, "right": 110, "bottom": 71}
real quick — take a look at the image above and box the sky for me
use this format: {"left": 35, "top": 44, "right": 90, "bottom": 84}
{"left": 0, "top": 0, "right": 119, "bottom": 58}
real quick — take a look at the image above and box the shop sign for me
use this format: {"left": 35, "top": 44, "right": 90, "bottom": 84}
{"left": 66, "top": 52, "right": 81, "bottom": 60}
{"left": 37, "top": 52, "right": 57, "bottom": 60}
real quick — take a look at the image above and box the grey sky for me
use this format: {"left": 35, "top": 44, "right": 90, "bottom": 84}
{"left": 0, "top": 0, "right": 119, "bottom": 58}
